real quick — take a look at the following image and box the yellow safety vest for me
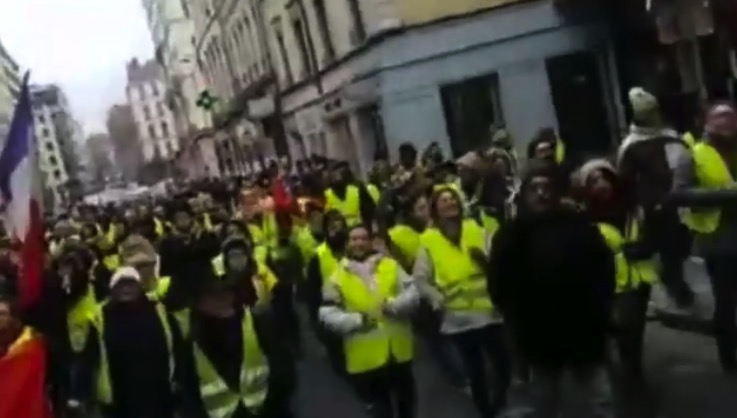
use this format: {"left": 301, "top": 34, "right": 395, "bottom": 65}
{"left": 420, "top": 219, "right": 492, "bottom": 313}
{"left": 683, "top": 132, "right": 697, "bottom": 148}
{"left": 92, "top": 301, "right": 174, "bottom": 405}
{"left": 325, "top": 186, "right": 361, "bottom": 226}
{"left": 331, "top": 258, "right": 413, "bottom": 374}
{"left": 146, "top": 276, "right": 172, "bottom": 302}
{"left": 388, "top": 224, "right": 421, "bottom": 268}
{"left": 316, "top": 243, "right": 339, "bottom": 282}
{"left": 294, "top": 227, "right": 320, "bottom": 270}
{"left": 597, "top": 222, "right": 658, "bottom": 293}
{"left": 174, "top": 308, "right": 269, "bottom": 417}
{"left": 683, "top": 142, "right": 736, "bottom": 234}
{"left": 555, "top": 139, "right": 565, "bottom": 164}
{"left": 248, "top": 215, "right": 278, "bottom": 249}
{"left": 210, "top": 255, "right": 277, "bottom": 305}
{"left": 367, "top": 184, "right": 380, "bottom": 204}
{"left": 479, "top": 211, "right": 500, "bottom": 237}
{"left": 67, "top": 285, "right": 98, "bottom": 353}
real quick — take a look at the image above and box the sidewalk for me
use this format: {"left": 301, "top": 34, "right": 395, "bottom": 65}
{"left": 651, "top": 257, "right": 714, "bottom": 334}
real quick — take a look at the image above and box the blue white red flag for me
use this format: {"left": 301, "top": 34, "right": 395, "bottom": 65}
{"left": 0, "top": 72, "right": 44, "bottom": 310}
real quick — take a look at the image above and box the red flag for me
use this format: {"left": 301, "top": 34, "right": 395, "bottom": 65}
{"left": 271, "top": 175, "right": 297, "bottom": 233}
{"left": 0, "top": 330, "right": 53, "bottom": 418}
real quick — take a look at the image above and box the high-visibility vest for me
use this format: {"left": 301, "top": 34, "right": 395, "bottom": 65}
{"left": 248, "top": 215, "right": 278, "bottom": 249}
{"left": 683, "top": 132, "right": 698, "bottom": 148}
{"left": 472, "top": 210, "right": 500, "bottom": 237}
{"left": 597, "top": 221, "right": 658, "bottom": 294}
{"left": 388, "top": 224, "right": 421, "bottom": 268}
{"left": 92, "top": 302, "right": 174, "bottom": 405}
{"left": 682, "top": 142, "right": 736, "bottom": 234}
{"left": 174, "top": 309, "right": 269, "bottom": 417}
{"left": 67, "top": 285, "right": 98, "bottom": 353}
{"left": 210, "top": 255, "right": 277, "bottom": 305}
{"left": 145, "top": 276, "right": 172, "bottom": 302}
{"left": 366, "top": 184, "right": 380, "bottom": 204}
{"left": 331, "top": 257, "right": 413, "bottom": 374}
{"left": 294, "top": 226, "right": 320, "bottom": 270}
{"left": 325, "top": 186, "right": 361, "bottom": 226}
{"left": 419, "top": 219, "right": 492, "bottom": 313}
{"left": 316, "top": 243, "right": 339, "bottom": 282}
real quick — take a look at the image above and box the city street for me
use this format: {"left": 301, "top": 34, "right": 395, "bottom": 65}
{"left": 295, "top": 312, "right": 737, "bottom": 418}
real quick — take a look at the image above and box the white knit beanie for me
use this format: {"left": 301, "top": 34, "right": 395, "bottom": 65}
{"left": 110, "top": 266, "right": 141, "bottom": 289}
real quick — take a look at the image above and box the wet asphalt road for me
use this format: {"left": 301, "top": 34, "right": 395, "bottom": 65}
{"left": 295, "top": 304, "right": 737, "bottom": 418}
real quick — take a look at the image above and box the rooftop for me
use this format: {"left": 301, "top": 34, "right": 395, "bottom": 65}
{"left": 126, "top": 58, "right": 163, "bottom": 84}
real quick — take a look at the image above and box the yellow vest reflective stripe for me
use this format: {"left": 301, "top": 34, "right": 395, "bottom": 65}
{"left": 683, "top": 143, "right": 736, "bottom": 234}
{"left": 367, "top": 184, "right": 380, "bottom": 204}
{"left": 597, "top": 222, "right": 658, "bottom": 293}
{"left": 388, "top": 225, "right": 421, "bottom": 267}
{"left": 325, "top": 186, "right": 361, "bottom": 226}
{"left": 420, "top": 220, "right": 492, "bottom": 312}
{"left": 67, "top": 285, "right": 98, "bottom": 353}
{"left": 332, "top": 258, "right": 413, "bottom": 374}
{"left": 316, "top": 243, "right": 339, "bottom": 282}
{"left": 174, "top": 309, "right": 269, "bottom": 417}
{"left": 93, "top": 302, "right": 173, "bottom": 405}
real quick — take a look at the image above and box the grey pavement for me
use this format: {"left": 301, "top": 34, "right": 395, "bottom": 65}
{"left": 651, "top": 257, "right": 715, "bottom": 330}
{"left": 294, "top": 317, "right": 737, "bottom": 418}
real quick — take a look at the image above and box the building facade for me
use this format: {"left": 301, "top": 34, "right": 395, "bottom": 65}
{"left": 30, "top": 84, "right": 82, "bottom": 207}
{"left": 106, "top": 104, "right": 145, "bottom": 182}
{"left": 0, "top": 38, "right": 20, "bottom": 136}
{"left": 183, "top": 0, "right": 735, "bottom": 176}
{"left": 125, "top": 58, "right": 180, "bottom": 162}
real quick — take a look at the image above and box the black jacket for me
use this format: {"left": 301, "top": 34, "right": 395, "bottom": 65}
{"left": 487, "top": 208, "right": 615, "bottom": 369}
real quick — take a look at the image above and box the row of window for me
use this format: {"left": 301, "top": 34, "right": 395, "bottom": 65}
{"left": 142, "top": 101, "right": 167, "bottom": 120}
{"left": 146, "top": 121, "right": 171, "bottom": 139}
{"left": 137, "top": 82, "right": 160, "bottom": 100}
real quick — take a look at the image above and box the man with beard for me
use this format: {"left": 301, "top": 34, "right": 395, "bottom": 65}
{"left": 488, "top": 161, "right": 616, "bottom": 417}
{"left": 89, "top": 267, "right": 176, "bottom": 418}
{"left": 305, "top": 210, "right": 349, "bottom": 377}
{"left": 324, "top": 162, "right": 376, "bottom": 227}
{"left": 173, "top": 265, "right": 295, "bottom": 418}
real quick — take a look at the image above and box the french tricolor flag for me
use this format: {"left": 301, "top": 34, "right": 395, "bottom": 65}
{"left": 0, "top": 73, "right": 44, "bottom": 310}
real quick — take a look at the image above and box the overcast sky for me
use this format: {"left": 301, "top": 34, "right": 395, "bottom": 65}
{"left": 0, "top": 0, "right": 153, "bottom": 136}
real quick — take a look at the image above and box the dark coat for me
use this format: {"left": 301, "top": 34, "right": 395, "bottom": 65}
{"left": 487, "top": 208, "right": 616, "bottom": 369}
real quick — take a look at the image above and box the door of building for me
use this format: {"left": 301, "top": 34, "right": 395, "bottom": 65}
{"left": 545, "top": 51, "right": 612, "bottom": 162}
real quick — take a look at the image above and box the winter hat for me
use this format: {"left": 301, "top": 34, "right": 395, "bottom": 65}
{"left": 628, "top": 87, "right": 658, "bottom": 119}
{"left": 119, "top": 234, "right": 157, "bottom": 266}
{"left": 573, "top": 158, "right": 616, "bottom": 189}
{"left": 110, "top": 266, "right": 141, "bottom": 289}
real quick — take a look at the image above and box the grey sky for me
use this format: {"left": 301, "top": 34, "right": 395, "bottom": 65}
{"left": 0, "top": 0, "right": 153, "bottom": 135}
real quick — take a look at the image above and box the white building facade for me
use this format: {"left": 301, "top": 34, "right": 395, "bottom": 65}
{"left": 125, "top": 58, "right": 180, "bottom": 162}
{"left": 142, "top": 0, "right": 217, "bottom": 179}
{"left": 31, "top": 85, "right": 79, "bottom": 207}
{"left": 0, "top": 38, "right": 21, "bottom": 135}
